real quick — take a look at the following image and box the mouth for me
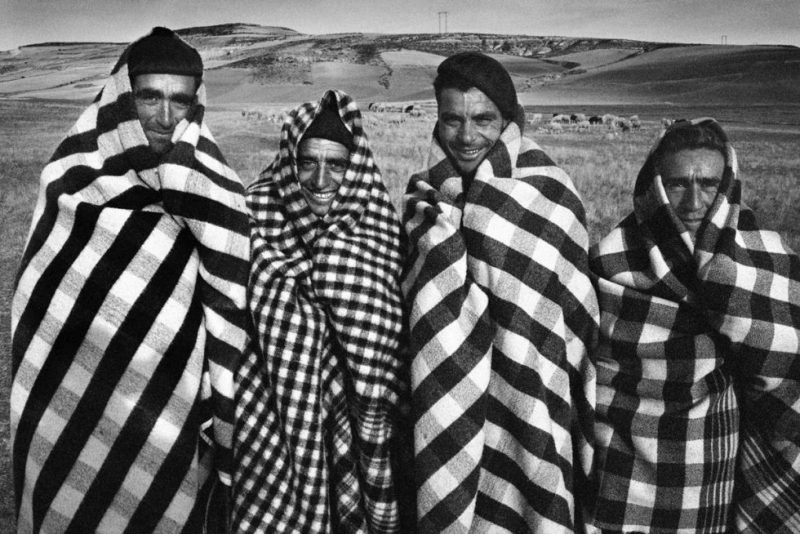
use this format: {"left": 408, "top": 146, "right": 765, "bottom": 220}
{"left": 303, "top": 188, "right": 337, "bottom": 202}
{"left": 680, "top": 217, "right": 704, "bottom": 228}
{"left": 451, "top": 146, "right": 485, "bottom": 160}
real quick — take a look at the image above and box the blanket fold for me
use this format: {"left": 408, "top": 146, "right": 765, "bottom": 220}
{"left": 589, "top": 117, "right": 800, "bottom": 533}
{"left": 403, "top": 121, "right": 598, "bottom": 533}
{"left": 11, "top": 31, "right": 249, "bottom": 533}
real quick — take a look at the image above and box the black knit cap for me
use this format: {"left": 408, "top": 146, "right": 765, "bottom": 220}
{"left": 128, "top": 27, "right": 203, "bottom": 80}
{"left": 302, "top": 96, "right": 355, "bottom": 151}
{"left": 434, "top": 51, "right": 518, "bottom": 120}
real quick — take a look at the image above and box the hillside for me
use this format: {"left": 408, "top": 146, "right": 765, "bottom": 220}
{"left": 0, "top": 23, "right": 798, "bottom": 106}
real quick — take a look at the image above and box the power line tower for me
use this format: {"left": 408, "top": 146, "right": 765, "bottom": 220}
{"left": 438, "top": 11, "right": 448, "bottom": 34}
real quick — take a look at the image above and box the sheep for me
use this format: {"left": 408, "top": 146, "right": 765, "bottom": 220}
{"left": 602, "top": 113, "right": 617, "bottom": 125}
{"left": 547, "top": 121, "right": 563, "bottom": 132}
{"left": 614, "top": 117, "right": 632, "bottom": 132}
{"left": 551, "top": 113, "right": 571, "bottom": 125}
{"left": 525, "top": 112, "right": 543, "bottom": 124}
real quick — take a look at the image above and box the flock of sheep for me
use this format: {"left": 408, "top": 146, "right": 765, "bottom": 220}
{"left": 534, "top": 112, "right": 643, "bottom": 132}
{"left": 241, "top": 105, "right": 673, "bottom": 134}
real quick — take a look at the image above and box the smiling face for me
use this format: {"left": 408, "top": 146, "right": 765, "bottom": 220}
{"left": 436, "top": 87, "right": 507, "bottom": 176}
{"left": 296, "top": 137, "right": 350, "bottom": 217}
{"left": 133, "top": 73, "right": 197, "bottom": 155}
{"left": 658, "top": 148, "right": 725, "bottom": 241}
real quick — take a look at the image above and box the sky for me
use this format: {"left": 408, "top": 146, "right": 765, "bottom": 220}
{"left": 2, "top": 0, "right": 798, "bottom": 51}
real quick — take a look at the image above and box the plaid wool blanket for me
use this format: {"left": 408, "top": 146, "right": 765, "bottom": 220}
{"left": 234, "top": 90, "right": 408, "bottom": 534}
{"left": 589, "top": 118, "right": 800, "bottom": 533}
{"left": 403, "top": 121, "right": 598, "bottom": 533}
{"left": 10, "top": 32, "right": 249, "bottom": 533}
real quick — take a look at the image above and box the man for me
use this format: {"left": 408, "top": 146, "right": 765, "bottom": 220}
{"left": 589, "top": 118, "right": 800, "bottom": 532}
{"left": 234, "top": 90, "right": 409, "bottom": 533}
{"left": 403, "top": 51, "right": 598, "bottom": 532}
{"left": 10, "top": 27, "right": 249, "bottom": 532}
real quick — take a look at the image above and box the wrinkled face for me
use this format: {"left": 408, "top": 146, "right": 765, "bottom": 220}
{"left": 659, "top": 148, "right": 725, "bottom": 242}
{"left": 437, "top": 87, "right": 507, "bottom": 176}
{"left": 296, "top": 137, "right": 350, "bottom": 217}
{"left": 133, "top": 74, "right": 197, "bottom": 155}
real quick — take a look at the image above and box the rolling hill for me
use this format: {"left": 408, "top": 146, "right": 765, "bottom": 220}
{"left": 0, "top": 23, "right": 798, "bottom": 107}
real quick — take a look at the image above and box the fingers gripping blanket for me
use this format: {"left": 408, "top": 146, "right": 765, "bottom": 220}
{"left": 10, "top": 35, "right": 249, "bottom": 533}
{"left": 589, "top": 118, "right": 800, "bottom": 533}
{"left": 403, "top": 122, "right": 598, "bottom": 533}
{"left": 234, "top": 90, "right": 407, "bottom": 534}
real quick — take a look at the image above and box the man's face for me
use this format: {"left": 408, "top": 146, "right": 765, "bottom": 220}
{"left": 659, "top": 148, "right": 725, "bottom": 241}
{"left": 436, "top": 87, "right": 507, "bottom": 176}
{"left": 133, "top": 74, "right": 197, "bottom": 155}
{"left": 296, "top": 137, "right": 350, "bottom": 217}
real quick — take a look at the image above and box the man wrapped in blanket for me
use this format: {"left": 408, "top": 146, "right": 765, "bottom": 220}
{"left": 590, "top": 118, "right": 800, "bottom": 533}
{"left": 10, "top": 27, "right": 249, "bottom": 533}
{"left": 234, "top": 90, "right": 410, "bottom": 533}
{"left": 403, "top": 51, "right": 599, "bottom": 533}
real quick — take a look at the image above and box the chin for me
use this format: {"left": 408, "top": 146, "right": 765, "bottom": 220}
{"left": 454, "top": 160, "right": 480, "bottom": 176}
{"left": 149, "top": 142, "right": 172, "bottom": 155}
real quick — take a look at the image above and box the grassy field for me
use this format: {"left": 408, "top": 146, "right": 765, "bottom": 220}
{"left": 0, "top": 99, "right": 798, "bottom": 530}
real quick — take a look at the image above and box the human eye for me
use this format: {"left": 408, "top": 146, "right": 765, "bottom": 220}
{"left": 135, "top": 90, "right": 159, "bottom": 105}
{"left": 699, "top": 178, "right": 721, "bottom": 191}
{"left": 171, "top": 95, "right": 193, "bottom": 110}
{"left": 297, "top": 158, "right": 317, "bottom": 171}
{"left": 441, "top": 114, "right": 461, "bottom": 127}
{"left": 662, "top": 177, "right": 688, "bottom": 191}
{"left": 328, "top": 159, "right": 348, "bottom": 173}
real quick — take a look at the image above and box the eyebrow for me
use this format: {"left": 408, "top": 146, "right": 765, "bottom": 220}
{"left": 298, "top": 154, "right": 349, "bottom": 163}
{"left": 134, "top": 88, "right": 195, "bottom": 106}
{"left": 663, "top": 175, "right": 721, "bottom": 180}
{"left": 440, "top": 111, "right": 499, "bottom": 121}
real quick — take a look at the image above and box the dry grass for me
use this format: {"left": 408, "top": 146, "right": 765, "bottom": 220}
{"left": 0, "top": 99, "right": 85, "bottom": 530}
{"left": 0, "top": 101, "right": 798, "bottom": 531}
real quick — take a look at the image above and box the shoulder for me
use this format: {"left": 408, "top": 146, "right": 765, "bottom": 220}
{"left": 513, "top": 137, "right": 585, "bottom": 220}
{"left": 589, "top": 213, "right": 644, "bottom": 276}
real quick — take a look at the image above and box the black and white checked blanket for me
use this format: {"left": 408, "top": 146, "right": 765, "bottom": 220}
{"left": 234, "top": 90, "right": 408, "bottom": 534}
{"left": 10, "top": 31, "right": 249, "bottom": 533}
{"left": 589, "top": 118, "right": 800, "bottom": 533}
{"left": 403, "top": 121, "right": 598, "bottom": 533}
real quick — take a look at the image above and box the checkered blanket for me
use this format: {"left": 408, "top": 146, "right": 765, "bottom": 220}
{"left": 234, "top": 90, "right": 407, "bottom": 534}
{"left": 403, "top": 121, "right": 598, "bottom": 533}
{"left": 589, "top": 118, "right": 800, "bottom": 533}
{"left": 10, "top": 32, "right": 249, "bottom": 533}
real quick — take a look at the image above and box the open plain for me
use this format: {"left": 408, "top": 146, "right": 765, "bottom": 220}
{"left": 1, "top": 23, "right": 798, "bottom": 530}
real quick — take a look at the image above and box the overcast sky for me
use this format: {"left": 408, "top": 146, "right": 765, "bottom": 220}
{"left": 2, "top": 0, "right": 798, "bottom": 51}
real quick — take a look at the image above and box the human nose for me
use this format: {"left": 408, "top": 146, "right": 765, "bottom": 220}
{"left": 156, "top": 100, "right": 172, "bottom": 127}
{"left": 457, "top": 121, "right": 476, "bottom": 143}
{"left": 312, "top": 162, "right": 329, "bottom": 188}
{"left": 683, "top": 182, "right": 704, "bottom": 210}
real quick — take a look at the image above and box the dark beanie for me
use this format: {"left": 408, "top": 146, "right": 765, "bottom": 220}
{"left": 128, "top": 27, "right": 203, "bottom": 79}
{"left": 434, "top": 51, "right": 518, "bottom": 120}
{"left": 302, "top": 98, "right": 355, "bottom": 151}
